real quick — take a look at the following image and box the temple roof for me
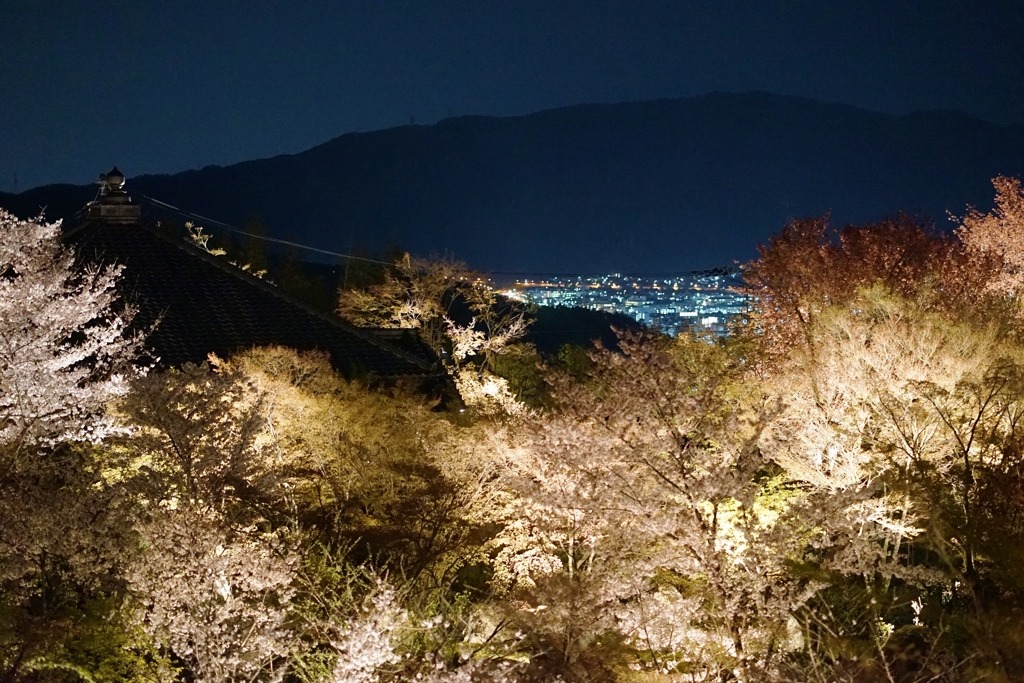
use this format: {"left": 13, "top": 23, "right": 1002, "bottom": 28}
{"left": 65, "top": 176, "right": 440, "bottom": 380}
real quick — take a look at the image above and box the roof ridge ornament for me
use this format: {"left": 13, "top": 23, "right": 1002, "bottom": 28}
{"left": 100, "top": 166, "right": 126, "bottom": 192}
{"left": 88, "top": 166, "right": 141, "bottom": 223}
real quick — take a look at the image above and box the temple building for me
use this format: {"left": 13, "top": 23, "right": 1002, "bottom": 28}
{"left": 65, "top": 167, "right": 442, "bottom": 384}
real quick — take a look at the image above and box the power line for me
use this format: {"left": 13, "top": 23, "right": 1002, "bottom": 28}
{"left": 138, "top": 194, "right": 737, "bottom": 278}
{"left": 139, "top": 194, "right": 395, "bottom": 266}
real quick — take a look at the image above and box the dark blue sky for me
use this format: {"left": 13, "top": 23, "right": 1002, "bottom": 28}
{"left": 3, "top": 0, "right": 1023, "bottom": 191}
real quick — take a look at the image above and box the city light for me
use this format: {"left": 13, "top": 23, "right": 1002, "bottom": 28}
{"left": 513, "top": 271, "right": 748, "bottom": 335}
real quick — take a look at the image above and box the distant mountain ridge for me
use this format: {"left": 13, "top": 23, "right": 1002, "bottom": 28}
{"left": 4, "top": 92, "right": 1023, "bottom": 273}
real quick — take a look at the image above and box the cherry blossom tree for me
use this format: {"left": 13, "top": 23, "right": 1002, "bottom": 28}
{"left": 128, "top": 507, "right": 299, "bottom": 683}
{"left": 0, "top": 209, "right": 142, "bottom": 457}
{"left": 487, "top": 332, "right": 818, "bottom": 680}
{"left": 0, "top": 208, "right": 145, "bottom": 682}
{"left": 13, "top": 191, "right": 1024, "bottom": 680}
{"left": 337, "top": 254, "right": 473, "bottom": 353}
{"left": 115, "top": 356, "right": 276, "bottom": 517}
{"left": 957, "top": 176, "right": 1024, "bottom": 297}
{"left": 337, "top": 254, "right": 532, "bottom": 415}
{"left": 743, "top": 214, "right": 990, "bottom": 374}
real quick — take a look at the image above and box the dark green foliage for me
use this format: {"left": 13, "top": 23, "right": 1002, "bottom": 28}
{"left": 490, "top": 344, "right": 547, "bottom": 407}
{"left": 0, "top": 444, "right": 169, "bottom": 683}
{"left": 526, "top": 305, "right": 641, "bottom": 355}
{"left": 554, "top": 343, "right": 591, "bottom": 382}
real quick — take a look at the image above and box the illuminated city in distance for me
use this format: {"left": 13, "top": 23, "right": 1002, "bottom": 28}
{"left": 504, "top": 268, "right": 749, "bottom": 336}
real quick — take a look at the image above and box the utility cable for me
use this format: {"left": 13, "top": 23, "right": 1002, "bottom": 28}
{"left": 138, "top": 194, "right": 740, "bottom": 279}
{"left": 139, "top": 194, "right": 395, "bottom": 266}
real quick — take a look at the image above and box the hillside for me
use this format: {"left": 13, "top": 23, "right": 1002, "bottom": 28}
{"left": 4, "top": 92, "right": 1023, "bottom": 273}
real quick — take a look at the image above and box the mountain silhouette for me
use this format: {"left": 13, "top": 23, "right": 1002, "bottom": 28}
{"left": 4, "top": 92, "right": 1023, "bottom": 274}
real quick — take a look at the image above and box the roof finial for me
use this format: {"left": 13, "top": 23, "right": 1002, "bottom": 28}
{"left": 88, "top": 166, "right": 141, "bottom": 223}
{"left": 101, "top": 166, "right": 126, "bottom": 191}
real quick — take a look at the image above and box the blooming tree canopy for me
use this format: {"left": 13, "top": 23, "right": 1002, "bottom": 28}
{"left": 958, "top": 175, "right": 1024, "bottom": 296}
{"left": 0, "top": 209, "right": 141, "bottom": 455}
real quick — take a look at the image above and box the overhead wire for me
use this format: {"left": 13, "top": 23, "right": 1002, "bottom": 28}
{"left": 138, "top": 193, "right": 735, "bottom": 278}
{"left": 139, "top": 194, "right": 395, "bottom": 266}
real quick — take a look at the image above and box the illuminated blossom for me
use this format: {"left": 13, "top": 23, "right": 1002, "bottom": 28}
{"left": 0, "top": 209, "right": 142, "bottom": 454}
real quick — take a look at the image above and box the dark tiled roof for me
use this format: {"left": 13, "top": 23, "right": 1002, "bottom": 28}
{"left": 65, "top": 219, "right": 440, "bottom": 380}
{"left": 362, "top": 328, "right": 438, "bottom": 366}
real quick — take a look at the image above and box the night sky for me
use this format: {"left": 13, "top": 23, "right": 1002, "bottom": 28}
{"left": 3, "top": 0, "right": 1023, "bottom": 191}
